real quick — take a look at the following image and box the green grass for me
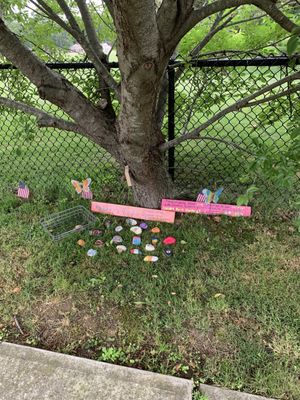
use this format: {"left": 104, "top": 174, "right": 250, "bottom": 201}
{"left": 0, "top": 65, "right": 299, "bottom": 399}
{"left": 0, "top": 189, "right": 299, "bottom": 399}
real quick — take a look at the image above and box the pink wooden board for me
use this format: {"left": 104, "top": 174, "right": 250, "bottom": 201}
{"left": 161, "top": 199, "right": 251, "bottom": 217}
{"left": 91, "top": 201, "right": 175, "bottom": 223}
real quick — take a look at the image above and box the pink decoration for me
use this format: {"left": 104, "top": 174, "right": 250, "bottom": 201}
{"left": 163, "top": 236, "right": 176, "bottom": 245}
{"left": 196, "top": 193, "right": 206, "bottom": 202}
{"left": 82, "top": 191, "right": 93, "bottom": 200}
{"left": 161, "top": 199, "right": 251, "bottom": 217}
{"left": 91, "top": 201, "right": 175, "bottom": 223}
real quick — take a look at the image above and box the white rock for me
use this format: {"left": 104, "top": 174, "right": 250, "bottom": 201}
{"left": 145, "top": 244, "right": 155, "bottom": 252}
{"left": 130, "top": 226, "right": 142, "bottom": 235}
{"left": 116, "top": 245, "right": 127, "bottom": 253}
{"left": 126, "top": 218, "right": 137, "bottom": 226}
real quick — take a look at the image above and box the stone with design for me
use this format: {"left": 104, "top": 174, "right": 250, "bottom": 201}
{"left": 94, "top": 240, "right": 105, "bottom": 247}
{"left": 112, "top": 235, "right": 123, "bottom": 244}
{"left": 89, "top": 229, "right": 103, "bottom": 236}
{"left": 163, "top": 248, "right": 173, "bottom": 257}
{"left": 130, "top": 226, "right": 142, "bottom": 235}
{"left": 77, "top": 239, "right": 85, "bottom": 247}
{"left": 145, "top": 244, "right": 155, "bottom": 252}
{"left": 163, "top": 236, "right": 176, "bottom": 245}
{"left": 116, "top": 245, "right": 127, "bottom": 253}
{"left": 87, "top": 249, "right": 97, "bottom": 257}
{"left": 115, "top": 225, "right": 123, "bottom": 233}
{"left": 139, "top": 222, "right": 148, "bottom": 230}
{"left": 126, "top": 218, "right": 137, "bottom": 226}
{"left": 144, "top": 256, "right": 158, "bottom": 263}
{"left": 132, "top": 236, "right": 141, "bottom": 246}
{"left": 151, "top": 237, "right": 159, "bottom": 245}
{"left": 151, "top": 227, "right": 160, "bottom": 233}
{"left": 130, "top": 249, "right": 142, "bottom": 255}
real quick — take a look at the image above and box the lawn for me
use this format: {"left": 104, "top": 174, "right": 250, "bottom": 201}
{"left": 0, "top": 188, "right": 299, "bottom": 399}
{"left": 0, "top": 62, "right": 299, "bottom": 399}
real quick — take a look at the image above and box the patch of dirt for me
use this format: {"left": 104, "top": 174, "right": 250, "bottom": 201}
{"left": 175, "top": 325, "right": 233, "bottom": 360}
{"left": 28, "top": 296, "right": 122, "bottom": 349}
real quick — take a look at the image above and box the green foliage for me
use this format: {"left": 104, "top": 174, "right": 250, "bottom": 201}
{"left": 179, "top": 5, "right": 291, "bottom": 56}
{"left": 287, "top": 26, "right": 300, "bottom": 56}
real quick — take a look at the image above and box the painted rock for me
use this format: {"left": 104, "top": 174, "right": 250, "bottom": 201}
{"left": 77, "top": 239, "right": 85, "bottom": 247}
{"left": 126, "top": 218, "right": 137, "bottom": 226}
{"left": 112, "top": 235, "right": 123, "bottom": 244}
{"left": 130, "top": 226, "right": 142, "bottom": 235}
{"left": 164, "top": 248, "right": 173, "bottom": 257}
{"left": 151, "top": 227, "right": 160, "bottom": 233}
{"left": 87, "top": 249, "right": 97, "bottom": 257}
{"left": 74, "top": 225, "right": 83, "bottom": 231}
{"left": 163, "top": 236, "right": 176, "bottom": 245}
{"left": 139, "top": 222, "right": 148, "bottom": 230}
{"left": 145, "top": 244, "right": 155, "bottom": 252}
{"left": 104, "top": 220, "right": 112, "bottom": 228}
{"left": 89, "top": 229, "right": 102, "bottom": 236}
{"left": 116, "top": 245, "right": 127, "bottom": 253}
{"left": 151, "top": 237, "right": 159, "bottom": 245}
{"left": 130, "top": 249, "right": 142, "bottom": 255}
{"left": 132, "top": 236, "right": 141, "bottom": 246}
{"left": 94, "top": 240, "right": 105, "bottom": 247}
{"left": 115, "top": 225, "right": 123, "bottom": 233}
{"left": 144, "top": 256, "right": 158, "bottom": 263}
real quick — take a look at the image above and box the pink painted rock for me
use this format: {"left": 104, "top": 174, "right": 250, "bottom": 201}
{"left": 163, "top": 236, "right": 176, "bottom": 245}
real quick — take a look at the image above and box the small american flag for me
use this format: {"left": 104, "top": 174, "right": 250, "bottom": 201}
{"left": 196, "top": 193, "right": 206, "bottom": 203}
{"left": 17, "top": 181, "right": 30, "bottom": 199}
{"left": 81, "top": 191, "right": 93, "bottom": 200}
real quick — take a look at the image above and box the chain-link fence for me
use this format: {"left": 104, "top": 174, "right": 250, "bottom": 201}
{"left": 0, "top": 55, "right": 299, "bottom": 205}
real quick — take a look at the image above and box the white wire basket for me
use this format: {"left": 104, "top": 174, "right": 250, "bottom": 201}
{"left": 41, "top": 206, "right": 96, "bottom": 240}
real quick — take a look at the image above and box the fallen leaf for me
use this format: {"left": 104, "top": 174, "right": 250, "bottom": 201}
{"left": 214, "top": 293, "right": 225, "bottom": 299}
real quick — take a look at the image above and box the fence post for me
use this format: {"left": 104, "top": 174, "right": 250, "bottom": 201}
{"left": 168, "top": 66, "right": 175, "bottom": 180}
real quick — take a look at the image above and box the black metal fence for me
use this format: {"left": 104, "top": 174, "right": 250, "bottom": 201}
{"left": 0, "top": 54, "right": 299, "bottom": 205}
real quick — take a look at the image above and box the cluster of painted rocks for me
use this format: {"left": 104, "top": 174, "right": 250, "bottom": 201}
{"left": 111, "top": 220, "right": 177, "bottom": 262}
{"left": 77, "top": 217, "right": 177, "bottom": 261}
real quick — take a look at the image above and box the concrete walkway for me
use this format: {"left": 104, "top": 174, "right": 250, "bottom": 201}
{"left": 0, "top": 342, "right": 275, "bottom": 400}
{"left": 200, "top": 384, "right": 275, "bottom": 400}
{"left": 0, "top": 342, "right": 192, "bottom": 400}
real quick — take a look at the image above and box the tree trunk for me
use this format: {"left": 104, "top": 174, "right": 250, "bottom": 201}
{"left": 118, "top": 116, "right": 174, "bottom": 209}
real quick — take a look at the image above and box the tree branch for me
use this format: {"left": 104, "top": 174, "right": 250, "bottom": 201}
{"left": 160, "top": 70, "right": 300, "bottom": 151}
{"left": 174, "top": 0, "right": 299, "bottom": 49}
{"left": 31, "top": 0, "right": 120, "bottom": 100}
{"left": 0, "top": 17, "right": 119, "bottom": 154}
{"left": 75, "top": 0, "right": 105, "bottom": 59}
{"left": 55, "top": 0, "right": 81, "bottom": 32}
{"left": 0, "top": 97, "right": 82, "bottom": 133}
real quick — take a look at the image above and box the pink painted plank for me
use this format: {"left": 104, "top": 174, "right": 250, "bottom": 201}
{"left": 161, "top": 199, "right": 251, "bottom": 217}
{"left": 91, "top": 201, "right": 175, "bottom": 223}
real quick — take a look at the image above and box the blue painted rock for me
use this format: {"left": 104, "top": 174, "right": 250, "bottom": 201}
{"left": 87, "top": 249, "right": 97, "bottom": 257}
{"left": 132, "top": 236, "right": 141, "bottom": 245}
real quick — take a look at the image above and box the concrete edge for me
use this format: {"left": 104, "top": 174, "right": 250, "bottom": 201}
{"left": 200, "top": 383, "right": 276, "bottom": 400}
{"left": 0, "top": 342, "right": 193, "bottom": 400}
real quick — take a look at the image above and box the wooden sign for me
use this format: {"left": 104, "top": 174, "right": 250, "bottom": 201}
{"left": 91, "top": 201, "right": 175, "bottom": 223}
{"left": 161, "top": 199, "right": 251, "bottom": 217}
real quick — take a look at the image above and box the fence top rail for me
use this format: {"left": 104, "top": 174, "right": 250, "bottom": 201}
{"left": 0, "top": 55, "right": 299, "bottom": 71}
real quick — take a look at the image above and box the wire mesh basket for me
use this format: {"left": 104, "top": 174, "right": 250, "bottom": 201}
{"left": 41, "top": 206, "right": 97, "bottom": 240}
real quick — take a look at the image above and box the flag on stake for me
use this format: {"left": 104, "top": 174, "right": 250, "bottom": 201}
{"left": 17, "top": 181, "right": 30, "bottom": 199}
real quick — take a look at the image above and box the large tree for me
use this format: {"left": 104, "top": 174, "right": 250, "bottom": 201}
{"left": 0, "top": 0, "right": 299, "bottom": 207}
